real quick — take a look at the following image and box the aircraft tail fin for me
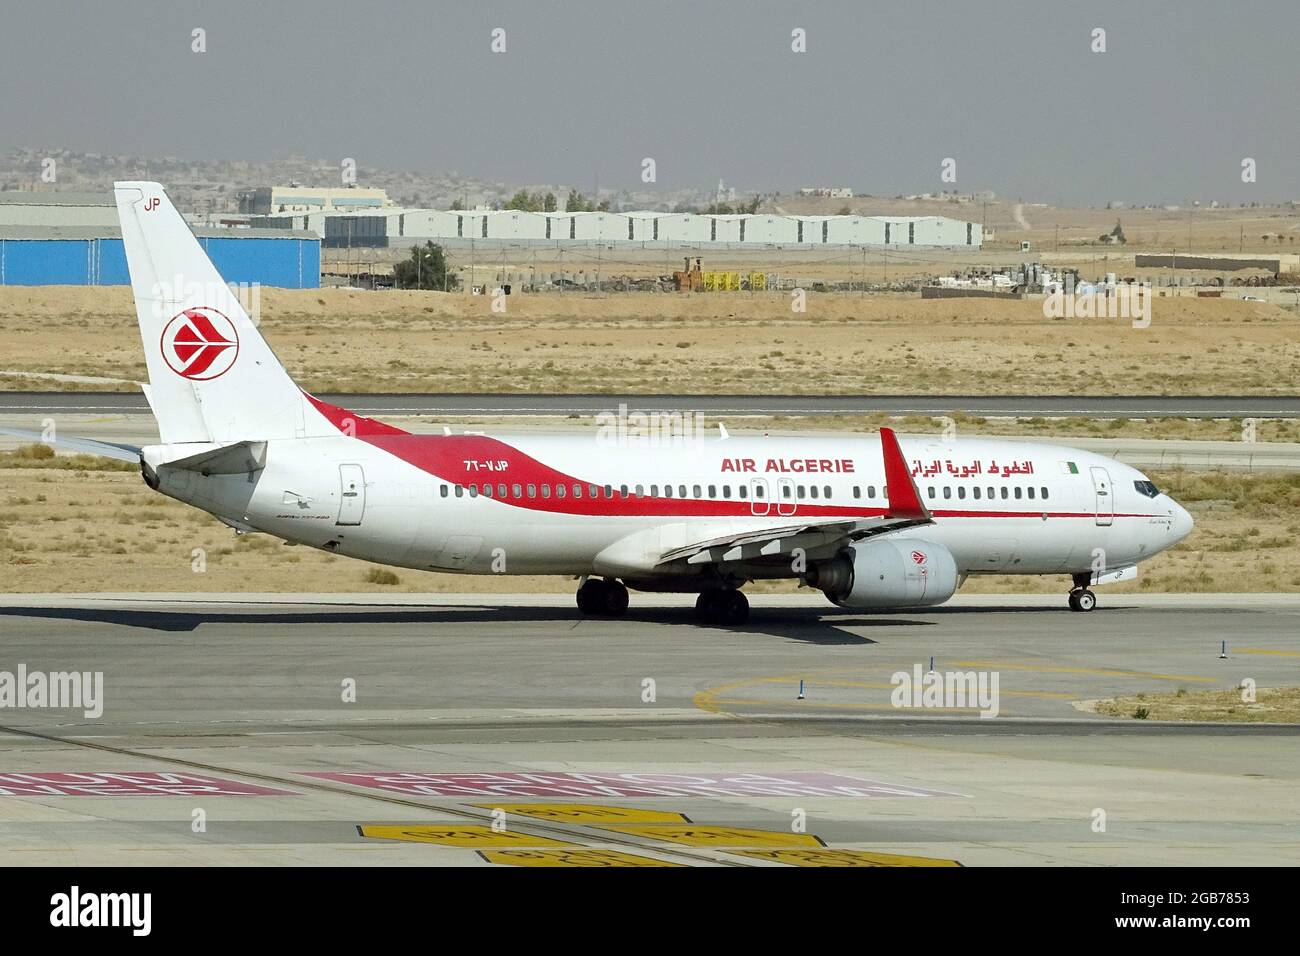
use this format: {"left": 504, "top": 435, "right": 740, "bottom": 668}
{"left": 114, "top": 182, "right": 315, "bottom": 444}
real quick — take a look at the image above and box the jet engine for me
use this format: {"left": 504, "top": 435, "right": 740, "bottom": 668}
{"left": 804, "top": 539, "right": 958, "bottom": 609}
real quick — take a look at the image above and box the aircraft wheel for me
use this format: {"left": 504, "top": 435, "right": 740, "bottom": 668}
{"left": 1075, "top": 589, "right": 1097, "bottom": 612}
{"left": 720, "top": 589, "right": 750, "bottom": 625}
{"left": 695, "top": 590, "right": 721, "bottom": 625}
{"left": 603, "top": 579, "right": 629, "bottom": 616}
{"left": 695, "top": 589, "right": 748, "bottom": 626}
{"left": 576, "top": 579, "right": 608, "bottom": 615}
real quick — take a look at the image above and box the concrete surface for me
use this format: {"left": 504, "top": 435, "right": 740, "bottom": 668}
{"left": 0, "top": 593, "right": 1296, "bottom": 866}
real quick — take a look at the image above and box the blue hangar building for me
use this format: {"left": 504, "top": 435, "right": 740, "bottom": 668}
{"left": 0, "top": 192, "right": 320, "bottom": 288}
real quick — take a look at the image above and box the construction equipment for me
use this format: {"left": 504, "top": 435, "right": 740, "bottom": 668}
{"left": 673, "top": 256, "right": 703, "bottom": 292}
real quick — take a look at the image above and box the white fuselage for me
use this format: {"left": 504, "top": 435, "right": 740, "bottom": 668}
{"left": 145, "top": 430, "right": 1193, "bottom": 585}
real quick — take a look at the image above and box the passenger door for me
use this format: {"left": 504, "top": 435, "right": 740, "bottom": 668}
{"left": 1090, "top": 466, "right": 1113, "bottom": 527}
{"left": 749, "top": 477, "right": 770, "bottom": 516}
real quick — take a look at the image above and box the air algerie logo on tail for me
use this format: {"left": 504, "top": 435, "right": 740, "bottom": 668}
{"left": 160, "top": 307, "right": 239, "bottom": 380}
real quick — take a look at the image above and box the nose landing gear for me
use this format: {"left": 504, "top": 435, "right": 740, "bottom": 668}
{"left": 1068, "top": 589, "right": 1097, "bottom": 612}
{"left": 576, "top": 577, "right": 629, "bottom": 616}
{"left": 1068, "top": 572, "right": 1097, "bottom": 612}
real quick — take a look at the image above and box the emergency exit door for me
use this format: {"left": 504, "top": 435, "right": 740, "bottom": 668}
{"left": 337, "top": 464, "right": 366, "bottom": 525}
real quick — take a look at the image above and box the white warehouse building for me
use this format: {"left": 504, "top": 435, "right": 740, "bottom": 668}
{"left": 250, "top": 207, "right": 981, "bottom": 249}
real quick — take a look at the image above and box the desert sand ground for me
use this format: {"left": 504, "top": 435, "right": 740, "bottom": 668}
{"left": 2, "top": 287, "right": 1298, "bottom": 396}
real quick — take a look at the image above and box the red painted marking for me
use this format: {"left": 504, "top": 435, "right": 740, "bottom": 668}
{"left": 160, "top": 307, "right": 239, "bottom": 380}
{"left": 303, "top": 396, "right": 1162, "bottom": 522}
{"left": 304, "top": 390, "right": 409, "bottom": 438}
{"left": 880, "top": 426, "right": 927, "bottom": 520}
{"left": 306, "top": 771, "right": 961, "bottom": 798}
{"left": 0, "top": 771, "right": 292, "bottom": 797}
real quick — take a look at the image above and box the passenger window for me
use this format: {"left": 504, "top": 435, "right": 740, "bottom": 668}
{"left": 1027, "top": 486, "right": 1035, "bottom": 500}
{"left": 541, "top": 484, "right": 551, "bottom": 498}
{"left": 620, "top": 484, "right": 628, "bottom": 498}
{"left": 739, "top": 486, "right": 748, "bottom": 499}
{"left": 1014, "top": 487, "right": 1022, "bottom": 499}
{"left": 927, "top": 486, "right": 935, "bottom": 499}
{"left": 604, "top": 485, "right": 613, "bottom": 498}
{"left": 512, "top": 483, "right": 522, "bottom": 498}
{"left": 650, "top": 485, "right": 659, "bottom": 497}
{"left": 868, "top": 486, "right": 876, "bottom": 499}
{"left": 663, "top": 484, "right": 672, "bottom": 498}
{"left": 722, "top": 486, "right": 731, "bottom": 499}
{"left": 482, "top": 484, "right": 494, "bottom": 498}
{"left": 572, "top": 484, "right": 582, "bottom": 498}
{"left": 440, "top": 485, "right": 448, "bottom": 498}
{"left": 987, "top": 486, "right": 995, "bottom": 499}
{"left": 1041, "top": 487, "right": 1049, "bottom": 500}
{"left": 679, "top": 485, "right": 687, "bottom": 498}
{"left": 852, "top": 486, "right": 861, "bottom": 499}
{"left": 1000, "top": 487, "right": 1008, "bottom": 499}
{"left": 468, "top": 484, "right": 478, "bottom": 498}
{"left": 635, "top": 484, "right": 644, "bottom": 497}
{"left": 455, "top": 485, "right": 464, "bottom": 498}
{"left": 527, "top": 484, "right": 537, "bottom": 498}
{"left": 810, "top": 486, "right": 819, "bottom": 500}
{"left": 709, "top": 485, "right": 717, "bottom": 497}
{"left": 754, "top": 485, "right": 763, "bottom": 498}
{"left": 798, "top": 485, "right": 806, "bottom": 499}
{"left": 783, "top": 485, "right": 793, "bottom": 499}
{"left": 973, "top": 487, "right": 981, "bottom": 499}
{"left": 556, "top": 484, "right": 566, "bottom": 499}
{"left": 692, "top": 485, "right": 701, "bottom": 498}
{"left": 957, "top": 487, "right": 966, "bottom": 499}
{"left": 824, "top": 485, "right": 831, "bottom": 499}
{"left": 497, "top": 483, "right": 507, "bottom": 498}
{"left": 943, "top": 487, "right": 951, "bottom": 499}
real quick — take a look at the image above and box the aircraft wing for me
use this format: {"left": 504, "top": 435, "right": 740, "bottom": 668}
{"left": 0, "top": 427, "right": 141, "bottom": 463}
{"left": 654, "top": 427, "right": 933, "bottom": 568}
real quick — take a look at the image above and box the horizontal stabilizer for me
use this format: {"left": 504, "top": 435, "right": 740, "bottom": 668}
{"left": 0, "top": 427, "right": 141, "bottom": 463}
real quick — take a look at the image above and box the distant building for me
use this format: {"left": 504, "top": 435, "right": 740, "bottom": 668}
{"left": 0, "top": 226, "right": 319, "bottom": 287}
{"left": 237, "top": 185, "right": 390, "bottom": 215}
{"left": 0, "top": 191, "right": 319, "bottom": 287}
{"left": 253, "top": 205, "right": 982, "bottom": 250}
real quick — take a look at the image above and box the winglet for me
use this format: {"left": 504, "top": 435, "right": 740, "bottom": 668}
{"left": 880, "top": 427, "right": 929, "bottom": 520}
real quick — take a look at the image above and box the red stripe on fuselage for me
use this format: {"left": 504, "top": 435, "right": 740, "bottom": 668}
{"left": 308, "top": 396, "right": 1162, "bottom": 522}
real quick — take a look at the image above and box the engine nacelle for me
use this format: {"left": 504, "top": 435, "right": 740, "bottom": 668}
{"left": 804, "top": 539, "right": 958, "bottom": 609}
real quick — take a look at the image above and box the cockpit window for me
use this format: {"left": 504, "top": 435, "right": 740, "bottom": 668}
{"left": 1133, "top": 480, "right": 1159, "bottom": 499}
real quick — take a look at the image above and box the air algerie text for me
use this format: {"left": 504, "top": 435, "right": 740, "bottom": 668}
{"left": 720, "top": 458, "right": 855, "bottom": 474}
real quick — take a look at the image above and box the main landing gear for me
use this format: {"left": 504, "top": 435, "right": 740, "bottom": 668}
{"left": 576, "top": 577, "right": 629, "bottom": 616}
{"left": 1068, "top": 572, "right": 1097, "bottom": 612}
{"left": 695, "top": 588, "right": 749, "bottom": 626}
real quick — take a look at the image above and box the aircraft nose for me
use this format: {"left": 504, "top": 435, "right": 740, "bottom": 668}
{"left": 1170, "top": 500, "right": 1194, "bottom": 543}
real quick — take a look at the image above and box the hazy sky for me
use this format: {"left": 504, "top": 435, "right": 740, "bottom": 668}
{"left": 3, "top": 0, "right": 1297, "bottom": 203}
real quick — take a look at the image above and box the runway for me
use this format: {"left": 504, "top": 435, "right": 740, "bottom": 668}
{"left": 4, "top": 391, "right": 1300, "bottom": 419}
{"left": 7, "top": 412, "right": 1300, "bottom": 472}
{"left": 0, "top": 593, "right": 1297, "bottom": 866}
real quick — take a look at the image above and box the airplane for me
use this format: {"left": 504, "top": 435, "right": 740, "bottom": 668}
{"left": 4, "top": 183, "right": 1194, "bottom": 625}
